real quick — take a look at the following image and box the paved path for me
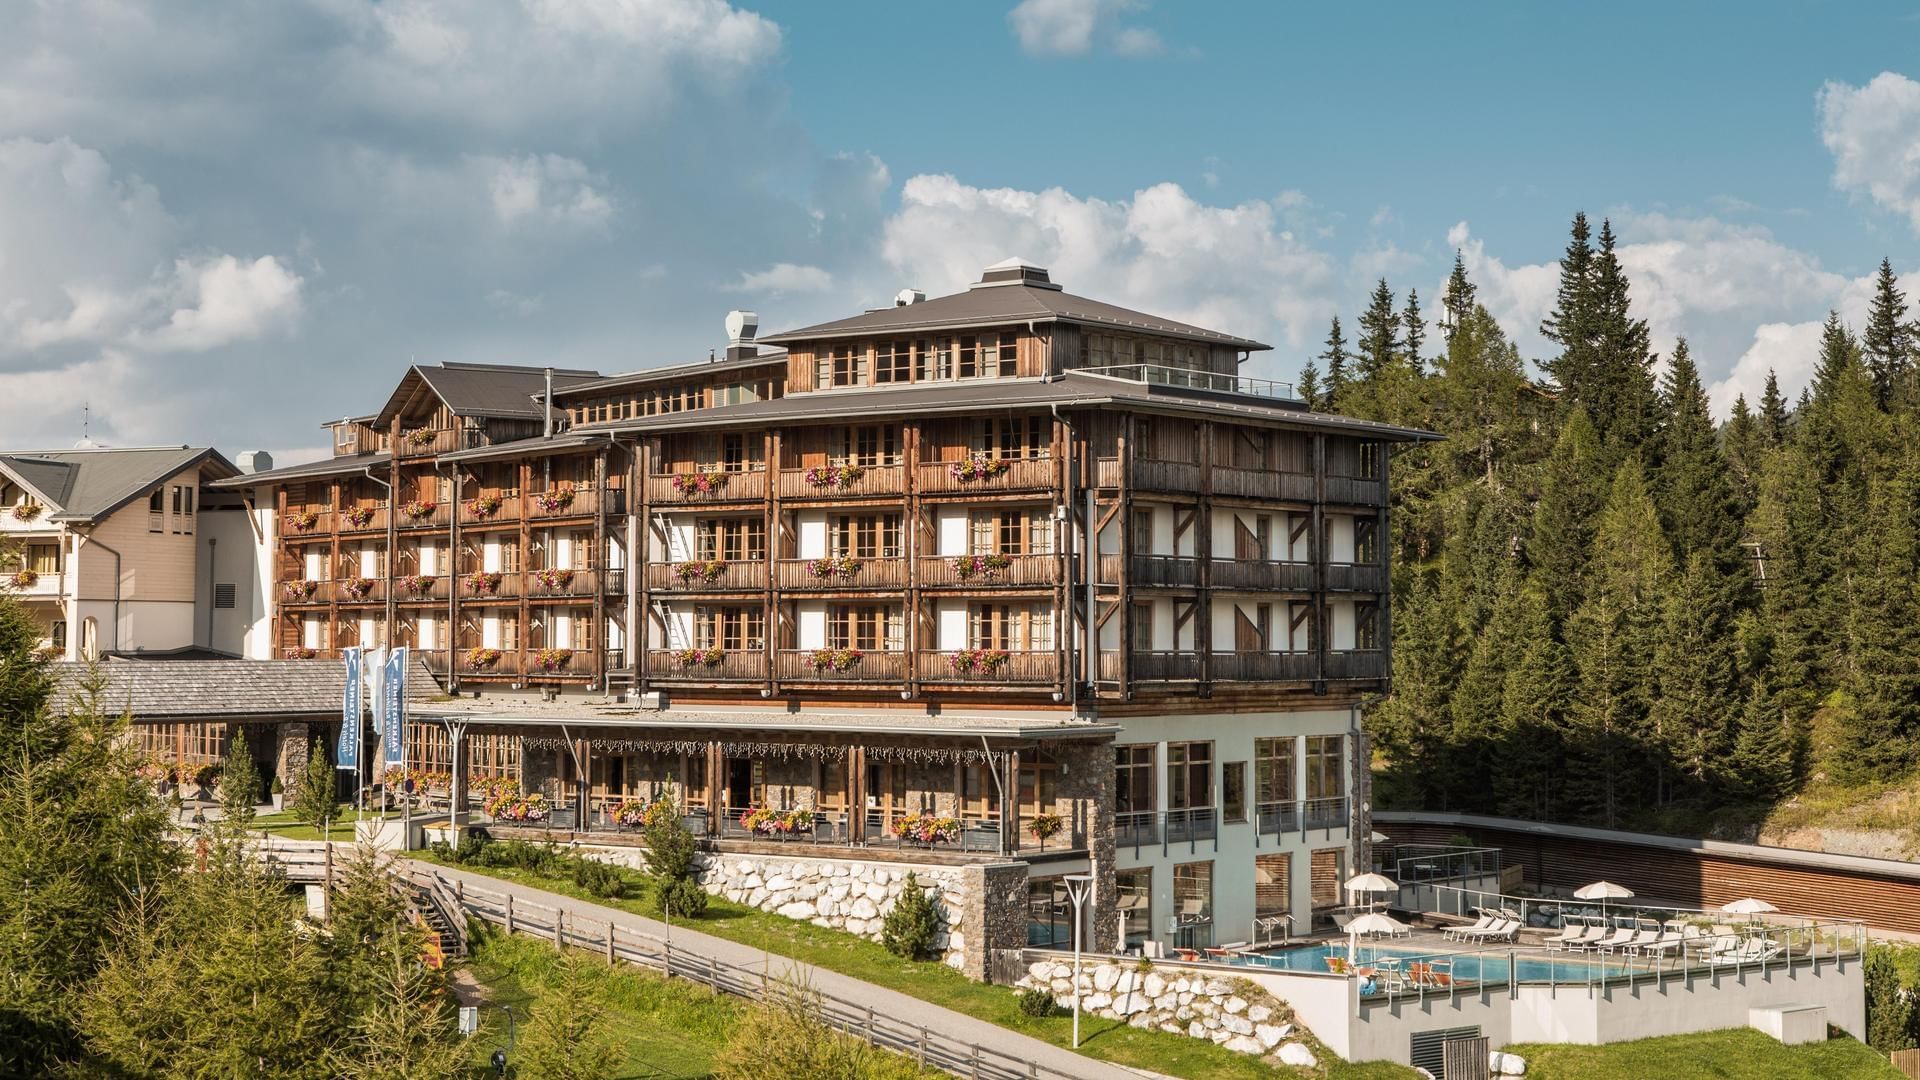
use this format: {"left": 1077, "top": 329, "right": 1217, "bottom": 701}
{"left": 414, "top": 859, "right": 1159, "bottom": 1080}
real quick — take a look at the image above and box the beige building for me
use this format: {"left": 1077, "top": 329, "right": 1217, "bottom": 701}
{"left": 0, "top": 445, "right": 266, "bottom": 659}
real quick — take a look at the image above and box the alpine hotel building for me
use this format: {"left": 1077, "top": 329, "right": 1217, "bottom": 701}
{"left": 221, "top": 259, "right": 1431, "bottom": 974}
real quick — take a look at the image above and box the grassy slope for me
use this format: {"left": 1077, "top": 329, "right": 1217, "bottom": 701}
{"left": 1507, "top": 1028, "right": 1899, "bottom": 1079}
{"left": 249, "top": 808, "right": 375, "bottom": 842}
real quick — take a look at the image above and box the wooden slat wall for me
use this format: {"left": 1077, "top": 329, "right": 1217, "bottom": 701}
{"left": 1380, "top": 818, "right": 1920, "bottom": 934}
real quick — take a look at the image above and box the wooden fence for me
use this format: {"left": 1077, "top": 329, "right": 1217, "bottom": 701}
{"left": 1893, "top": 1048, "right": 1920, "bottom": 1079}
{"left": 407, "top": 867, "right": 1083, "bottom": 1080}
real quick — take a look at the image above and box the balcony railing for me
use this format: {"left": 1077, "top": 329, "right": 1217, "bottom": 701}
{"left": 391, "top": 501, "right": 453, "bottom": 529}
{"left": 1256, "top": 799, "right": 1300, "bottom": 835}
{"left": 644, "top": 649, "right": 768, "bottom": 682}
{"left": 334, "top": 577, "right": 387, "bottom": 604}
{"left": 457, "top": 572, "right": 524, "bottom": 600}
{"left": 336, "top": 505, "right": 389, "bottom": 535}
{"left": 1304, "top": 796, "right": 1350, "bottom": 831}
{"left": 1080, "top": 362, "right": 1297, "bottom": 400}
{"left": 458, "top": 649, "right": 525, "bottom": 677}
{"left": 915, "top": 650, "right": 1060, "bottom": 685}
{"left": 1164, "top": 806, "right": 1219, "bottom": 846}
{"left": 1132, "top": 650, "right": 1202, "bottom": 681}
{"left": 279, "top": 510, "right": 336, "bottom": 539}
{"left": 773, "top": 557, "right": 908, "bottom": 591}
{"left": 915, "top": 456, "right": 1053, "bottom": 495}
{"left": 5, "top": 570, "right": 64, "bottom": 599}
{"left": 1325, "top": 475, "right": 1385, "bottom": 505}
{"left": 459, "top": 494, "right": 522, "bottom": 526}
{"left": 1210, "top": 466, "right": 1316, "bottom": 501}
{"left": 390, "top": 574, "right": 452, "bottom": 603}
{"left": 395, "top": 427, "right": 485, "bottom": 459}
{"left": 1326, "top": 563, "right": 1388, "bottom": 592}
{"left": 1131, "top": 459, "right": 1204, "bottom": 493}
{"left": 773, "top": 649, "right": 909, "bottom": 683}
{"left": 1127, "top": 554, "right": 1199, "bottom": 587}
{"left": 1116, "top": 810, "right": 1159, "bottom": 850}
{"left": 602, "top": 568, "right": 628, "bottom": 597}
{"left": 414, "top": 649, "right": 450, "bottom": 676}
{"left": 915, "top": 553, "right": 1059, "bottom": 588}
{"left": 278, "top": 581, "right": 330, "bottom": 606}
{"left": 644, "top": 468, "right": 767, "bottom": 505}
{"left": 525, "top": 487, "right": 622, "bottom": 519}
{"left": 645, "top": 560, "right": 769, "bottom": 592}
{"left": 775, "top": 465, "right": 907, "bottom": 500}
{"left": 1211, "top": 650, "right": 1317, "bottom": 682}
{"left": 1212, "top": 558, "right": 1315, "bottom": 590}
{"left": 1324, "top": 650, "right": 1388, "bottom": 680}
{"left": 525, "top": 568, "right": 599, "bottom": 599}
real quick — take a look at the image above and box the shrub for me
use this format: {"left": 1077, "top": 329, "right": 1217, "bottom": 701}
{"left": 715, "top": 977, "right": 926, "bottom": 1080}
{"left": 569, "top": 856, "right": 628, "bottom": 899}
{"left": 292, "top": 737, "right": 338, "bottom": 828}
{"left": 1868, "top": 946, "right": 1916, "bottom": 1052}
{"left": 1017, "top": 986, "right": 1063, "bottom": 1018}
{"left": 657, "top": 876, "right": 709, "bottom": 920}
{"left": 880, "top": 872, "right": 942, "bottom": 960}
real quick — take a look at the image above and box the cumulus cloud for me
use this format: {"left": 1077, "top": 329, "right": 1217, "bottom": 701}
{"left": 481, "top": 153, "right": 615, "bottom": 229}
{"left": 1008, "top": 0, "right": 1162, "bottom": 57}
{"left": 881, "top": 175, "right": 1340, "bottom": 354}
{"left": 731, "top": 263, "right": 834, "bottom": 295}
{"left": 1705, "top": 267, "right": 1920, "bottom": 417}
{"left": 1819, "top": 72, "right": 1920, "bottom": 233}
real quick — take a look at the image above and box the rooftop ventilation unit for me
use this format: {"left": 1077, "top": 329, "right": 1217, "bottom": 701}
{"left": 971, "top": 257, "right": 1061, "bottom": 291}
{"left": 724, "top": 309, "right": 759, "bottom": 361}
{"left": 894, "top": 288, "right": 926, "bottom": 307}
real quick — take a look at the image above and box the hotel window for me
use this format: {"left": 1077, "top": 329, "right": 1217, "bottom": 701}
{"left": 1167, "top": 741, "right": 1212, "bottom": 811}
{"left": 874, "top": 340, "right": 912, "bottom": 384}
{"left": 830, "top": 514, "right": 901, "bottom": 558}
{"left": 816, "top": 343, "right": 864, "bottom": 387}
{"left": 1222, "top": 761, "right": 1248, "bottom": 823}
{"left": 834, "top": 425, "right": 900, "bottom": 467}
{"left": 1130, "top": 603, "right": 1153, "bottom": 651}
{"left": 1306, "top": 735, "right": 1344, "bottom": 799}
{"left": 1354, "top": 519, "right": 1379, "bottom": 565}
{"left": 967, "top": 603, "right": 1052, "bottom": 651}
{"left": 1233, "top": 602, "right": 1272, "bottom": 652}
{"left": 957, "top": 335, "right": 979, "bottom": 378}
{"left": 718, "top": 382, "right": 760, "bottom": 406}
{"left": 916, "top": 338, "right": 952, "bottom": 381}
{"left": 1114, "top": 745, "right": 1154, "bottom": 817}
{"left": 148, "top": 489, "right": 164, "bottom": 532}
{"left": 827, "top": 605, "right": 902, "bottom": 650}
{"left": 26, "top": 543, "right": 59, "bottom": 575}
{"left": 695, "top": 606, "right": 763, "bottom": 650}
{"left": 694, "top": 518, "right": 765, "bottom": 561}
{"left": 721, "top": 433, "right": 752, "bottom": 472}
{"left": 1131, "top": 508, "right": 1153, "bottom": 553}
{"left": 1255, "top": 853, "right": 1291, "bottom": 924}
{"left": 1027, "top": 877, "right": 1072, "bottom": 948}
{"left": 1172, "top": 862, "right": 1213, "bottom": 948}
{"left": 1117, "top": 868, "right": 1153, "bottom": 950}
{"left": 1358, "top": 441, "right": 1381, "bottom": 479}
{"left": 969, "top": 416, "right": 1048, "bottom": 459}
{"left": 983, "top": 331, "right": 1018, "bottom": 377}
{"left": 967, "top": 509, "right": 1052, "bottom": 555}
{"left": 1255, "top": 737, "right": 1295, "bottom": 807}
{"left": 1355, "top": 600, "right": 1380, "bottom": 651}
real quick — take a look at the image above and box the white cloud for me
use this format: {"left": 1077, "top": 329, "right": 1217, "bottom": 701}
{"left": 141, "top": 254, "right": 305, "bottom": 352}
{"left": 881, "top": 175, "right": 1339, "bottom": 354}
{"left": 481, "top": 153, "right": 615, "bottom": 229}
{"left": 1446, "top": 220, "right": 1561, "bottom": 349}
{"left": 1819, "top": 71, "right": 1920, "bottom": 233}
{"left": 1705, "top": 267, "right": 1920, "bottom": 417}
{"left": 731, "top": 263, "right": 834, "bottom": 295}
{"left": 1008, "top": 0, "right": 1162, "bottom": 57}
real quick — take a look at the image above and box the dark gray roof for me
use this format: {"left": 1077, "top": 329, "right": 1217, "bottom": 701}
{"left": 53, "top": 656, "right": 442, "bottom": 720}
{"left": 375, "top": 362, "right": 601, "bottom": 426}
{"left": 437, "top": 431, "right": 608, "bottom": 464}
{"left": 603, "top": 372, "right": 1438, "bottom": 442}
{"left": 551, "top": 350, "right": 789, "bottom": 401}
{"left": 211, "top": 451, "right": 391, "bottom": 490}
{"left": 762, "top": 282, "right": 1269, "bottom": 351}
{"left": 0, "top": 447, "right": 237, "bottom": 523}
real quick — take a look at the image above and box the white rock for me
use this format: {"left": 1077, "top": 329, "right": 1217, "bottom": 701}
{"left": 1187, "top": 1020, "right": 1207, "bottom": 1039}
{"left": 1142, "top": 973, "right": 1166, "bottom": 999}
{"left": 1093, "top": 965, "right": 1120, "bottom": 992}
{"left": 1224, "top": 1035, "right": 1264, "bottom": 1055}
{"left": 1173, "top": 976, "right": 1191, "bottom": 994}
{"left": 1048, "top": 963, "right": 1073, "bottom": 981}
{"left": 1495, "top": 1051, "right": 1528, "bottom": 1076}
{"left": 1113, "top": 971, "right": 1137, "bottom": 995}
{"left": 1224, "top": 995, "right": 1248, "bottom": 1014}
{"left": 1204, "top": 978, "right": 1235, "bottom": 996}
{"left": 1084, "top": 993, "right": 1112, "bottom": 1011}
{"left": 1221, "top": 1015, "right": 1253, "bottom": 1036}
{"left": 1256, "top": 1023, "right": 1287, "bottom": 1049}
{"left": 1050, "top": 978, "right": 1073, "bottom": 994}
{"left": 1157, "top": 1022, "right": 1183, "bottom": 1035}
{"left": 1278, "top": 1043, "right": 1317, "bottom": 1068}
{"left": 1029, "top": 961, "right": 1055, "bottom": 979}
{"left": 1209, "top": 1029, "right": 1233, "bottom": 1045}
{"left": 1128, "top": 1013, "right": 1153, "bottom": 1029}
{"left": 850, "top": 897, "right": 879, "bottom": 919}
{"left": 1177, "top": 991, "right": 1195, "bottom": 1006}
{"left": 1247, "top": 1004, "right": 1273, "bottom": 1023}
{"left": 776, "top": 901, "right": 815, "bottom": 920}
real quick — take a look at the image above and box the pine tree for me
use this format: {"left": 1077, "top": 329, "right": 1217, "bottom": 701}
{"left": 1653, "top": 339, "right": 1744, "bottom": 570}
{"left": 218, "top": 728, "right": 259, "bottom": 827}
{"left": 1441, "top": 250, "right": 1477, "bottom": 339}
{"left": 1375, "top": 570, "right": 1459, "bottom": 809}
{"left": 1491, "top": 578, "right": 1577, "bottom": 820}
{"left": 1728, "top": 671, "right": 1799, "bottom": 802}
{"left": 1350, "top": 279, "right": 1402, "bottom": 421}
{"left": 881, "top": 872, "right": 944, "bottom": 960}
{"left": 1835, "top": 459, "right": 1920, "bottom": 782}
{"left": 1650, "top": 552, "right": 1742, "bottom": 802}
{"left": 1724, "top": 394, "right": 1760, "bottom": 509}
{"left": 294, "top": 736, "right": 339, "bottom": 829}
{"left": 1527, "top": 408, "right": 1605, "bottom": 625}
{"left": 1319, "top": 317, "right": 1351, "bottom": 411}
{"left": 1296, "top": 359, "right": 1324, "bottom": 411}
{"left": 1758, "top": 369, "right": 1789, "bottom": 446}
{"left": 515, "top": 953, "right": 621, "bottom": 1080}
{"left": 1401, "top": 287, "right": 1426, "bottom": 376}
{"left": 1862, "top": 258, "right": 1912, "bottom": 408}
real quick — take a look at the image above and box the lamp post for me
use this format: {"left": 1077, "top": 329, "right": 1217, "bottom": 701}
{"left": 1063, "top": 872, "right": 1093, "bottom": 1049}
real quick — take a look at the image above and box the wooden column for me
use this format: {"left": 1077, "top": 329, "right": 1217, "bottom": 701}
{"left": 592, "top": 448, "right": 608, "bottom": 685}
{"left": 704, "top": 741, "right": 722, "bottom": 836}
{"left": 849, "top": 746, "right": 866, "bottom": 843}
{"left": 1311, "top": 433, "right": 1327, "bottom": 683}
{"left": 1196, "top": 421, "right": 1214, "bottom": 693}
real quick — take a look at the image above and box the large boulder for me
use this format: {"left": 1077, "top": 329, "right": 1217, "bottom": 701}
{"left": 1278, "top": 1043, "right": 1318, "bottom": 1068}
{"left": 1224, "top": 1035, "right": 1265, "bottom": 1055}
{"left": 1092, "top": 965, "right": 1120, "bottom": 992}
{"left": 1493, "top": 1051, "right": 1528, "bottom": 1076}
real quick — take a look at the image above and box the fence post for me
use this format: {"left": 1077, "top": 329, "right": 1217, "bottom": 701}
{"left": 709, "top": 954, "right": 719, "bottom": 989}
{"left": 866, "top": 1006, "right": 876, "bottom": 1046}
{"left": 606, "top": 920, "right": 615, "bottom": 963}
{"left": 555, "top": 909, "right": 565, "bottom": 947}
{"left": 918, "top": 1027, "right": 928, "bottom": 1067}
{"left": 971, "top": 1043, "right": 982, "bottom": 1079}
{"left": 506, "top": 894, "right": 515, "bottom": 935}
{"left": 664, "top": 940, "right": 673, "bottom": 979}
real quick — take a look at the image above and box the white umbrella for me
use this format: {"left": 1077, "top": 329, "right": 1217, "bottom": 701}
{"left": 1721, "top": 897, "right": 1778, "bottom": 914}
{"left": 1348, "top": 912, "right": 1409, "bottom": 937}
{"left": 1346, "top": 872, "right": 1399, "bottom": 895}
{"left": 1574, "top": 880, "right": 1634, "bottom": 921}
{"left": 1369, "top": 830, "right": 1391, "bottom": 844}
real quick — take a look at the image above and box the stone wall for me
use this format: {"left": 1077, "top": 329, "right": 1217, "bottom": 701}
{"left": 1051, "top": 739, "right": 1117, "bottom": 951}
{"left": 1014, "top": 959, "right": 1321, "bottom": 1068}
{"left": 275, "top": 721, "right": 309, "bottom": 798}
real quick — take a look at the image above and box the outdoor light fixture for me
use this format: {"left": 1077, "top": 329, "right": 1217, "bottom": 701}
{"left": 1063, "top": 873, "right": 1094, "bottom": 1049}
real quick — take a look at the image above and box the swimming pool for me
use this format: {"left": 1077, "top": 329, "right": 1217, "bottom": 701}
{"left": 1229, "top": 942, "right": 1632, "bottom": 983}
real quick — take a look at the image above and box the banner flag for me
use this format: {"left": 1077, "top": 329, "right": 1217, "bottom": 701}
{"left": 383, "top": 646, "right": 407, "bottom": 770}
{"left": 337, "top": 647, "right": 362, "bottom": 771}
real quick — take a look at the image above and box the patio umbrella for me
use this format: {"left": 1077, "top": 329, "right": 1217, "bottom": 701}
{"left": 1574, "top": 880, "right": 1634, "bottom": 921}
{"left": 1345, "top": 872, "right": 1400, "bottom": 914}
{"left": 1347, "top": 911, "right": 1410, "bottom": 972}
{"left": 1720, "top": 897, "right": 1778, "bottom": 914}
{"left": 1369, "top": 830, "right": 1391, "bottom": 844}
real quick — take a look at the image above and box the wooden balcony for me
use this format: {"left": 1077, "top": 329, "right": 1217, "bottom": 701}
{"left": 644, "top": 468, "right": 767, "bottom": 505}
{"left": 644, "top": 649, "right": 767, "bottom": 682}
{"left": 336, "top": 505, "right": 388, "bottom": 535}
{"left": 1324, "top": 475, "right": 1385, "bottom": 505}
{"left": 1097, "top": 650, "right": 1202, "bottom": 682}
{"left": 1210, "top": 466, "right": 1316, "bottom": 501}
{"left": 1127, "top": 554, "right": 1199, "bottom": 588}
{"left": 1326, "top": 563, "right": 1388, "bottom": 592}
{"left": 457, "top": 649, "right": 524, "bottom": 677}
{"left": 775, "top": 465, "right": 906, "bottom": 500}
{"left": 526, "top": 486, "right": 624, "bottom": 520}
{"left": 334, "top": 577, "right": 387, "bottom": 604}
{"left": 1212, "top": 558, "right": 1315, "bottom": 591}
{"left": 915, "top": 650, "right": 1060, "bottom": 686}
{"left": 1324, "top": 650, "right": 1387, "bottom": 680}
{"left": 645, "top": 560, "right": 769, "bottom": 593}
{"left": 525, "top": 567, "right": 600, "bottom": 599}
{"left": 1210, "top": 651, "right": 1317, "bottom": 682}
{"left": 1130, "top": 459, "right": 1204, "bottom": 493}
{"left": 459, "top": 494, "right": 522, "bottom": 527}
{"left": 602, "top": 568, "right": 629, "bottom": 598}
{"left": 914, "top": 456, "right": 1054, "bottom": 495}
{"left": 915, "top": 553, "right": 1059, "bottom": 588}
{"left": 395, "top": 426, "right": 485, "bottom": 460}
{"left": 391, "top": 574, "right": 451, "bottom": 603}
{"left": 279, "top": 580, "right": 330, "bottom": 607}
{"left": 457, "top": 572, "right": 524, "bottom": 600}
{"left": 773, "top": 649, "right": 910, "bottom": 683}
{"left": 392, "top": 501, "right": 453, "bottom": 529}
{"left": 773, "top": 557, "right": 908, "bottom": 591}
{"left": 279, "top": 510, "right": 336, "bottom": 539}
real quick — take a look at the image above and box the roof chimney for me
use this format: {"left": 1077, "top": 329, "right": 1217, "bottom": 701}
{"left": 237, "top": 450, "right": 274, "bottom": 475}
{"left": 724, "top": 309, "right": 760, "bottom": 361}
{"left": 971, "top": 257, "right": 1060, "bottom": 291}
{"left": 894, "top": 288, "right": 926, "bottom": 307}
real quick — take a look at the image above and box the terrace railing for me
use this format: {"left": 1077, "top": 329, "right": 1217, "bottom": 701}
{"left": 1304, "top": 796, "right": 1350, "bottom": 831}
{"left": 774, "top": 557, "right": 908, "bottom": 591}
{"left": 776, "top": 465, "right": 907, "bottom": 500}
{"left": 914, "top": 456, "right": 1053, "bottom": 495}
{"left": 644, "top": 649, "right": 767, "bottom": 682}
{"left": 645, "top": 560, "right": 769, "bottom": 592}
{"left": 1211, "top": 558, "right": 1315, "bottom": 591}
{"left": 914, "top": 553, "right": 1059, "bottom": 588}
{"left": 773, "top": 649, "right": 909, "bottom": 684}
{"left": 644, "top": 467, "right": 767, "bottom": 505}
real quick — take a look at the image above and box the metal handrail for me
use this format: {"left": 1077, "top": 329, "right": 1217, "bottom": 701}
{"left": 1078, "top": 363, "right": 1298, "bottom": 400}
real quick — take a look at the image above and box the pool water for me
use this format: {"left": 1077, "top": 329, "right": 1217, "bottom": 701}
{"left": 1232, "top": 942, "right": 1631, "bottom": 983}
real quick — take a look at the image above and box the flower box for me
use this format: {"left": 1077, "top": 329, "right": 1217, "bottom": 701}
{"left": 464, "top": 495, "right": 503, "bottom": 519}
{"left": 465, "top": 646, "right": 503, "bottom": 670}
{"left": 741, "top": 806, "right": 815, "bottom": 837}
{"left": 891, "top": 812, "right": 960, "bottom": 846}
{"left": 946, "top": 648, "right": 1011, "bottom": 675}
{"left": 949, "top": 553, "right": 1012, "bottom": 581}
{"left": 673, "top": 647, "right": 724, "bottom": 668}
{"left": 340, "top": 577, "right": 377, "bottom": 601}
{"left": 532, "top": 647, "right": 573, "bottom": 673}
{"left": 488, "top": 792, "right": 549, "bottom": 823}
{"left": 464, "top": 571, "right": 505, "bottom": 596}
{"left": 531, "top": 567, "right": 575, "bottom": 590}
{"left": 283, "top": 510, "right": 319, "bottom": 532}
{"left": 399, "top": 499, "right": 437, "bottom": 521}
{"left": 803, "top": 464, "right": 865, "bottom": 489}
{"left": 282, "top": 580, "right": 319, "bottom": 602}
{"left": 674, "top": 560, "right": 726, "bottom": 586}
{"left": 284, "top": 647, "right": 318, "bottom": 659}
{"left": 805, "top": 555, "right": 860, "bottom": 581}
{"left": 532, "top": 487, "right": 576, "bottom": 513}
{"left": 11, "top": 501, "right": 43, "bottom": 522}
{"left": 9, "top": 569, "right": 38, "bottom": 588}
{"left": 670, "top": 471, "right": 727, "bottom": 496}
{"left": 395, "top": 574, "right": 436, "bottom": 597}
{"left": 806, "top": 648, "right": 863, "bottom": 673}
{"left": 947, "top": 454, "right": 1011, "bottom": 483}
{"left": 403, "top": 427, "right": 438, "bottom": 449}
{"left": 340, "top": 506, "right": 377, "bottom": 528}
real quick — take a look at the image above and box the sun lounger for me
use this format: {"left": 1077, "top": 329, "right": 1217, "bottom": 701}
{"left": 1444, "top": 911, "right": 1495, "bottom": 941}
{"left": 1553, "top": 922, "right": 1608, "bottom": 952}
{"left": 1460, "top": 918, "right": 1518, "bottom": 942}
{"left": 1542, "top": 918, "right": 1590, "bottom": 950}
{"left": 1589, "top": 925, "right": 1638, "bottom": 953}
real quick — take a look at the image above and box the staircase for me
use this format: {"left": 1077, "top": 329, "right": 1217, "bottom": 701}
{"left": 405, "top": 873, "right": 468, "bottom": 960}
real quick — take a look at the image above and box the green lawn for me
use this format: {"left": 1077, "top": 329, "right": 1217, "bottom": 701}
{"left": 1507, "top": 1028, "right": 1898, "bottom": 1079}
{"left": 419, "top": 850, "right": 1411, "bottom": 1079}
{"left": 248, "top": 808, "right": 378, "bottom": 842}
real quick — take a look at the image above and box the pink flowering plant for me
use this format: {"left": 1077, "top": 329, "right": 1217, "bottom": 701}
{"left": 12, "top": 501, "right": 43, "bottom": 522}
{"left": 400, "top": 499, "right": 437, "bottom": 521}
{"left": 340, "top": 505, "right": 377, "bottom": 528}
{"left": 1026, "top": 812, "right": 1064, "bottom": 845}
{"left": 946, "top": 648, "right": 1012, "bottom": 675}
{"left": 669, "top": 471, "right": 727, "bottom": 496}
{"left": 465, "top": 646, "right": 503, "bottom": 669}
{"left": 674, "top": 559, "right": 726, "bottom": 586}
{"left": 284, "top": 646, "right": 318, "bottom": 659}
{"left": 532, "top": 647, "right": 572, "bottom": 672}
{"left": 403, "top": 427, "right": 438, "bottom": 449}
{"left": 283, "top": 510, "right": 319, "bottom": 532}
{"left": 741, "top": 806, "right": 815, "bottom": 837}
{"left": 9, "top": 569, "right": 38, "bottom": 588}
{"left": 947, "top": 454, "right": 1010, "bottom": 483}
{"left": 532, "top": 486, "right": 576, "bottom": 512}
{"left": 673, "top": 646, "right": 724, "bottom": 667}
{"left": 805, "top": 555, "right": 860, "bottom": 581}
{"left": 803, "top": 463, "right": 865, "bottom": 489}
{"left": 464, "top": 571, "right": 504, "bottom": 595}
{"left": 806, "top": 648, "right": 863, "bottom": 673}
{"left": 892, "top": 812, "right": 960, "bottom": 846}
{"left": 949, "top": 553, "right": 1012, "bottom": 581}
{"left": 464, "top": 494, "right": 503, "bottom": 519}
{"left": 341, "top": 577, "right": 377, "bottom": 601}
{"left": 487, "top": 791, "right": 549, "bottom": 822}
{"left": 531, "top": 567, "right": 575, "bottom": 590}
{"left": 395, "top": 574, "right": 436, "bottom": 596}
{"left": 282, "top": 580, "right": 319, "bottom": 602}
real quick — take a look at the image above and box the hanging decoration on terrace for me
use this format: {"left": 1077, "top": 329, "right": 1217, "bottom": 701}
{"left": 863, "top": 744, "right": 999, "bottom": 766}
{"left": 803, "top": 463, "right": 864, "bottom": 489}
{"left": 399, "top": 499, "right": 437, "bottom": 521}
{"left": 464, "top": 494, "right": 503, "bottom": 519}
{"left": 532, "top": 486, "right": 576, "bottom": 512}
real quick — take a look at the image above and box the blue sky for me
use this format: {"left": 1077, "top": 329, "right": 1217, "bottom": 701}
{"left": 3, "top": 1, "right": 1919, "bottom": 460}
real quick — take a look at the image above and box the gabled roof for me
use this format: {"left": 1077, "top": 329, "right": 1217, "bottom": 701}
{"left": 52, "top": 656, "right": 441, "bottom": 721}
{"left": 761, "top": 263, "right": 1269, "bottom": 351}
{"left": 373, "top": 362, "right": 601, "bottom": 427}
{"left": 550, "top": 349, "right": 789, "bottom": 401}
{"left": 0, "top": 446, "right": 238, "bottom": 523}
{"left": 210, "top": 451, "right": 391, "bottom": 490}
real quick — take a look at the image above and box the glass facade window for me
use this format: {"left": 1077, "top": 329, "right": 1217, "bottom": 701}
{"left": 1117, "top": 868, "right": 1152, "bottom": 950}
{"left": 1222, "top": 761, "right": 1247, "bottom": 823}
{"left": 1114, "top": 745, "right": 1154, "bottom": 815}
{"left": 1173, "top": 861, "right": 1213, "bottom": 949}
{"left": 1167, "top": 741, "right": 1212, "bottom": 811}
{"left": 1027, "top": 876, "right": 1072, "bottom": 947}
{"left": 1306, "top": 736, "right": 1344, "bottom": 799}
{"left": 1255, "top": 737, "right": 1295, "bottom": 804}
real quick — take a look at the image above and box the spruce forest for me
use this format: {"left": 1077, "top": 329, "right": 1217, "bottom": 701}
{"left": 1304, "top": 212, "right": 1920, "bottom": 833}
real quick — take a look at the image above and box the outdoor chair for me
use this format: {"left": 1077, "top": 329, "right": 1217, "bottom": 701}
{"left": 1542, "top": 917, "right": 1589, "bottom": 950}
{"left": 1445, "top": 911, "right": 1495, "bottom": 941}
{"left": 1589, "top": 925, "right": 1639, "bottom": 954}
